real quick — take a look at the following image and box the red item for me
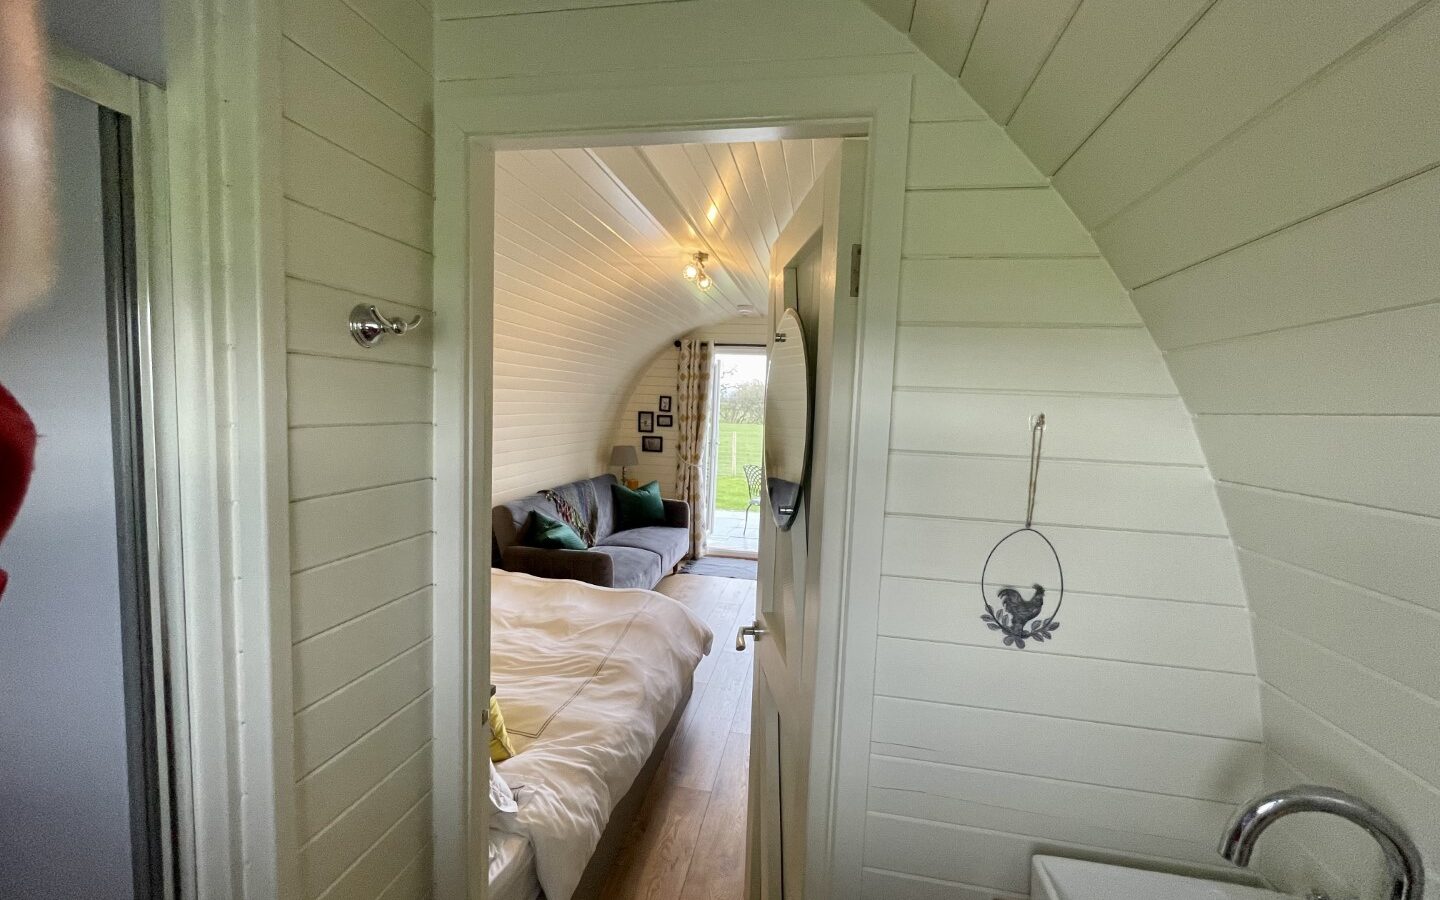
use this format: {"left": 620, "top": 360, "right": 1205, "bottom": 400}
{"left": 0, "top": 381, "right": 38, "bottom": 599}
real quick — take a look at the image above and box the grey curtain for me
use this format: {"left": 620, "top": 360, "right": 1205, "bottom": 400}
{"left": 674, "top": 339, "right": 713, "bottom": 558}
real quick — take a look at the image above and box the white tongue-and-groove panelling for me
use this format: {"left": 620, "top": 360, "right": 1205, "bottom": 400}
{"left": 491, "top": 139, "right": 836, "bottom": 503}
{"left": 874, "top": 76, "right": 1258, "bottom": 900}
{"left": 281, "top": 0, "right": 435, "bottom": 896}
{"left": 440, "top": 4, "right": 1261, "bottom": 898}
{"left": 873, "top": 0, "right": 1440, "bottom": 896}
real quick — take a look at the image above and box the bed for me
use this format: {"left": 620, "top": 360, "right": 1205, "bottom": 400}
{"left": 488, "top": 569, "right": 714, "bottom": 900}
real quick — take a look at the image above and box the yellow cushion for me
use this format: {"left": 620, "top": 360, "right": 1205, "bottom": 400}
{"left": 489, "top": 692, "right": 515, "bottom": 762}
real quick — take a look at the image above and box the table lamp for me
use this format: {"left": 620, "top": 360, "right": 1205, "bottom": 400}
{"left": 609, "top": 444, "right": 639, "bottom": 487}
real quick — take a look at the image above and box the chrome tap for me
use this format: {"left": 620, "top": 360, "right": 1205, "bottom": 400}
{"left": 1218, "top": 785, "right": 1424, "bottom": 900}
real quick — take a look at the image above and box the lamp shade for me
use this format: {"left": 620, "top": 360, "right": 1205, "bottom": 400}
{"left": 609, "top": 444, "right": 638, "bottom": 467}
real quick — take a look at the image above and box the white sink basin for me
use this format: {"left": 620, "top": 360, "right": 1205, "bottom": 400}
{"left": 1032, "top": 856, "right": 1290, "bottom": 900}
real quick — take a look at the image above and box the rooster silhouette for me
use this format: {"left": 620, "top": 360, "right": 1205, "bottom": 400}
{"left": 997, "top": 584, "right": 1046, "bottom": 627}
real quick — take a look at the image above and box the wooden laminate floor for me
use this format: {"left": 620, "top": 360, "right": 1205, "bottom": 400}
{"left": 598, "top": 574, "right": 756, "bottom": 900}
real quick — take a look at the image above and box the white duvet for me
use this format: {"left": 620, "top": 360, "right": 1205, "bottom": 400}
{"left": 490, "top": 570, "right": 713, "bottom": 900}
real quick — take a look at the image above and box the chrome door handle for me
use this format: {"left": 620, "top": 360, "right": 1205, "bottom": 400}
{"left": 736, "top": 622, "right": 768, "bottom": 651}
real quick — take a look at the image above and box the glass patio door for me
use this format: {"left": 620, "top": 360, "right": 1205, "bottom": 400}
{"left": 705, "top": 347, "right": 766, "bottom": 557}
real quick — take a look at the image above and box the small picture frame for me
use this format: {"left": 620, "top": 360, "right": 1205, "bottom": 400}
{"left": 637, "top": 411, "right": 654, "bottom": 433}
{"left": 656, "top": 414, "right": 673, "bottom": 428}
{"left": 658, "top": 395, "right": 672, "bottom": 412}
{"left": 642, "top": 436, "right": 663, "bottom": 453}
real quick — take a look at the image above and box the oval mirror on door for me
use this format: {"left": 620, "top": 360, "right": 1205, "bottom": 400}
{"left": 764, "top": 307, "right": 812, "bottom": 531}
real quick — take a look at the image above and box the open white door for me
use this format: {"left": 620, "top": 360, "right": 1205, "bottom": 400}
{"left": 739, "top": 138, "right": 867, "bottom": 900}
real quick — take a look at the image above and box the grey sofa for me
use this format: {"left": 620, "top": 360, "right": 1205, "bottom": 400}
{"left": 492, "top": 474, "right": 690, "bottom": 590}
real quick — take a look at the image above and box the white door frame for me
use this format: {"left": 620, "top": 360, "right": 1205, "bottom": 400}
{"left": 150, "top": 0, "right": 298, "bottom": 892}
{"left": 432, "top": 65, "right": 910, "bottom": 898}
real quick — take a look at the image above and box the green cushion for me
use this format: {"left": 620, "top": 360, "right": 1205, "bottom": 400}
{"left": 522, "top": 510, "right": 587, "bottom": 550}
{"left": 612, "top": 480, "right": 666, "bottom": 530}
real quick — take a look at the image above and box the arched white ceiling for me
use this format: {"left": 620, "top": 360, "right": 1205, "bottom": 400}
{"left": 864, "top": 1, "right": 1440, "bottom": 895}
{"left": 491, "top": 138, "right": 838, "bottom": 500}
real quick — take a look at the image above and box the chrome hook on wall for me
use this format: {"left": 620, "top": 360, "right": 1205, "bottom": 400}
{"left": 349, "top": 304, "right": 423, "bottom": 348}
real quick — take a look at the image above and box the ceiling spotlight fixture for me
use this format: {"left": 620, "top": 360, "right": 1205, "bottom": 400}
{"left": 683, "top": 251, "right": 713, "bottom": 292}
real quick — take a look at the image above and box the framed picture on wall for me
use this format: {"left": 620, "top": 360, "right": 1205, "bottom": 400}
{"left": 637, "top": 411, "right": 654, "bottom": 433}
{"left": 642, "top": 436, "right": 663, "bottom": 453}
{"left": 656, "top": 414, "right": 673, "bottom": 428}
{"left": 658, "top": 395, "right": 672, "bottom": 412}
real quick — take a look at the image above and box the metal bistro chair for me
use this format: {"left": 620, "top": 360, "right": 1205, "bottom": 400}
{"left": 743, "top": 464, "right": 763, "bottom": 535}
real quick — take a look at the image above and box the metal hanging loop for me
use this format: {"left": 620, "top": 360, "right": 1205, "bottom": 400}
{"left": 349, "top": 304, "right": 424, "bottom": 348}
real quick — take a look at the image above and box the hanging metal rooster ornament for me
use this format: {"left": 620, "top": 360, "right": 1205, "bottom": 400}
{"left": 978, "top": 415, "right": 1065, "bottom": 650}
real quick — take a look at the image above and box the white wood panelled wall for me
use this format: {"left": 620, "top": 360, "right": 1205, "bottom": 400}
{"left": 872, "top": 0, "right": 1440, "bottom": 895}
{"left": 610, "top": 317, "right": 771, "bottom": 497}
{"left": 611, "top": 347, "right": 684, "bottom": 496}
{"left": 491, "top": 142, "right": 831, "bottom": 503}
{"left": 491, "top": 147, "right": 674, "bottom": 502}
{"left": 282, "top": 0, "right": 435, "bottom": 896}
{"left": 871, "top": 73, "right": 1258, "bottom": 900}
{"left": 438, "top": 3, "right": 1258, "bottom": 898}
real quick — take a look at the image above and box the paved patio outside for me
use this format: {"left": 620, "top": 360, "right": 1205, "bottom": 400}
{"left": 708, "top": 507, "right": 759, "bottom": 555}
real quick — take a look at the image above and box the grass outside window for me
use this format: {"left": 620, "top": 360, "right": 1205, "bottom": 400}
{"left": 713, "top": 421, "right": 763, "bottom": 511}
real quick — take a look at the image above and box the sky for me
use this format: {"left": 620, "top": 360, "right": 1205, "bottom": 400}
{"left": 716, "top": 349, "right": 767, "bottom": 385}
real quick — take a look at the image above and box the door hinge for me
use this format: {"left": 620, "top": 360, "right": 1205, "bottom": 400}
{"left": 849, "top": 243, "right": 862, "bottom": 298}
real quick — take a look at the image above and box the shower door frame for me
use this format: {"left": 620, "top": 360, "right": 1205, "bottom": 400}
{"left": 45, "top": 44, "right": 188, "bottom": 900}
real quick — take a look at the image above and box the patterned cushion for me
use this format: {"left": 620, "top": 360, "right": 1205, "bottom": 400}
{"left": 543, "top": 486, "right": 596, "bottom": 547}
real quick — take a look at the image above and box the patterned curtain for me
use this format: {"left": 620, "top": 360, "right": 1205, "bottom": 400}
{"left": 675, "top": 339, "right": 713, "bottom": 558}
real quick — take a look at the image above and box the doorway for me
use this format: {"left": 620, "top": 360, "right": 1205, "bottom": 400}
{"left": 707, "top": 347, "right": 767, "bottom": 558}
{"left": 482, "top": 131, "right": 842, "bottom": 900}
{"left": 434, "top": 67, "right": 911, "bottom": 897}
